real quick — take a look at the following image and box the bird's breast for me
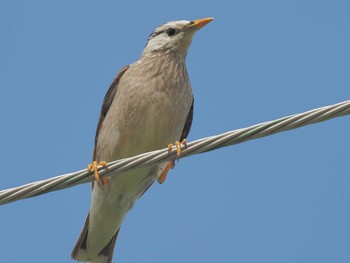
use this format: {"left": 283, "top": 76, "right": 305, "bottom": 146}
{"left": 96, "top": 58, "right": 193, "bottom": 162}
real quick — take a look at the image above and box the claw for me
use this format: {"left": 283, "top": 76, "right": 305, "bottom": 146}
{"left": 168, "top": 139, "right": 187, "bottom": 158}
{"left": 158, "top": 139, "right": 188, "bottom": 184}
{"left": 175, "top": 141, "right": 182, "bottom": 157}
{"left": 87, "top": 161, "right": 109, "bottom": 184}
{"left": 167, "top": 143, "right": 173, "bottom": 154}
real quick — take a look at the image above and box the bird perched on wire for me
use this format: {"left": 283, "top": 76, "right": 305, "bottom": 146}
{"left": 71, "top": 17, "right": 213, "bottom": 263}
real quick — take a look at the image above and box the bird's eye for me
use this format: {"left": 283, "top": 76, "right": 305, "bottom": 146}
{"left": 166, "top": 28, "right": 176, "bottom": 36}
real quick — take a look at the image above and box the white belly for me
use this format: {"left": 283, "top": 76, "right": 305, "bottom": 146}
{"left": 87, "top": 165, "right": 156, "bottom": 257}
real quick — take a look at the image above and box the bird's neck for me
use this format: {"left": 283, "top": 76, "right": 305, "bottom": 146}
{"left": 138, "top": 50, "right": 188, "bottom": 83}
{"left": 140, "top": 49, "right": 187, "bottom": 62}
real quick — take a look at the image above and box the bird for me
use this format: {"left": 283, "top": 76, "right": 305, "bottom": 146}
{"left": 71, "top": 17, "right": 214, "bottom": 263}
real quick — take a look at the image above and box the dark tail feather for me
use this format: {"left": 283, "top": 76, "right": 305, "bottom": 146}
{"left": 98, "top": 228, "right": 120, "bottom": 263}
{"left": 71, "top": 213, "right": 90, "bottom": 259}
{"left": 71, "top": 213, "right": 120, "bottom": 263}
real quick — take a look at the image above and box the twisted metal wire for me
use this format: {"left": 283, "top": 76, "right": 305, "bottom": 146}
{"left": 1, "top": 100, "right": 349, "bottom": 205}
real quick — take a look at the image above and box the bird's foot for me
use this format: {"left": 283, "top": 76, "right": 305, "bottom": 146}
{"left": 168, "top": 139, "right": 188, "bottom": 158}
{"left": 157, "top": 139, "right": 187, "bottom": 184}
{"left": 87, "top": 161, "right": 110, "bottom": 185}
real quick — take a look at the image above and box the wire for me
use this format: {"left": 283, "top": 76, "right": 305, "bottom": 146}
{"left": 1, "top": 100, "right": 349, "bottom": 205}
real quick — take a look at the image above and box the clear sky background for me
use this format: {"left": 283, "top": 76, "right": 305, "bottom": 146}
{"left": 1, "top": 1, "right": 349, "bottom": 262}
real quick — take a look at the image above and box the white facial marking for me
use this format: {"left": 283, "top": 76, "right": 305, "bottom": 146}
{"left": 142, "top": 20, "right": 197, "bottom": 56}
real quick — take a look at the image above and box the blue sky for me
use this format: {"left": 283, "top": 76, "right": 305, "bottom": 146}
{"left": 1, "top": 1, "right": 350, "bottom": 262}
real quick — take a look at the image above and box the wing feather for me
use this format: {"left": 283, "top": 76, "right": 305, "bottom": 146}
{"left": 91, "top": 65, "right": 129, "bottom": 189}
{"left": 92, "top": 65, "right": 130, "bottom": 160}
{"left": 180, "top": 98, "right": 194, "bottom": 141}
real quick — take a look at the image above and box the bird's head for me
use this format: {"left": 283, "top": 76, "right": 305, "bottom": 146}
{"left": 142, "top": 17, "right": 214, "bottom": 57}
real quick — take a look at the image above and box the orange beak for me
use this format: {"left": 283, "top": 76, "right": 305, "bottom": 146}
{"left": 186, "top": 17, "right": 214, "bottom": 31}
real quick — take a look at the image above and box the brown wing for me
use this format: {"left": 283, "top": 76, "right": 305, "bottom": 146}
{"left": 92, "top": 65, "right": 130, "bottom": 160}
{"left": 179, "top": 98, "right": 194, "bottom": 141}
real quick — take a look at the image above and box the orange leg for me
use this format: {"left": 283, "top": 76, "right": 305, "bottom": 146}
{"left": 158, "top": 139, "right": 188, "bottom": 184}
{"left": 167, "top": 139, "right": 187, "bottom": 158}
{"left": 157, "top": 160, "right": 174, "bottom": 184}
{"left": 87, "top": 161, "right": 109, "bottom": 184}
